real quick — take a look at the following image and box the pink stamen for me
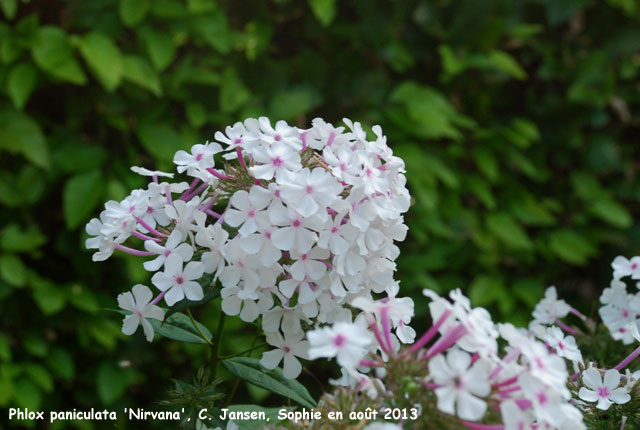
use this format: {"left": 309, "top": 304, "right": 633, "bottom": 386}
{"left": 236, "top": 147, "right": 248, "bottom": 170}
{"left": 380, "top": 307, "right": 394, "bottom": 353}
{"left": 426, "top": 324, "right": 468, "bottom": 358}
{"left": 368, "top": 317, "right": 389, "bottom": 354}
{"left": 179, "top": 178, "right": 201, "bottom": 201}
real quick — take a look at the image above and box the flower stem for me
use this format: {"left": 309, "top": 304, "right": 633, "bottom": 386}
{"left": 114, "top": 243, "right": 154, "bottom": 257}
{"left": 211, "top": 312, "right": 226, "bottom": 379}
{"left": 134, "top": 217, "right": 168, "bottom": 238}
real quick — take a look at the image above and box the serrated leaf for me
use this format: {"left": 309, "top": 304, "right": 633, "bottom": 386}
{"left": 31, "top": 26, "right": 86, "bottom": 85}
{"left": 0, "top": 109, "right": 50, "bottom": 169}
{"left": 150, "top": 312, "right": 212, "bottom": 344}
{"left": 308, "top": 0, "right": 337, "bottom": 26}
{"left": 222, "top": 357, "right": 316, "bottom": 409}
{"left": 119, "top": 0, "right": 149, "bottom": 27}
{"left": 486, "top": 213, "right": 533, "bottom": 250}
{"left": 78, "top": 32, "right": 123, "bottom": 92}
{"left": 122, "top": 55, "right": 162, "bottom": 96}
{"left": 7, "top": 62, "right": 37, "bottom": 109}
{"left": 62, "top": 170, "right": 104, "bottom": 229}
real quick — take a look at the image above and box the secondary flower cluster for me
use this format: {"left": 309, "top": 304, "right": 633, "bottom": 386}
{"left": 85, "top": 117, "right": 413, "bottom": 378}
{"left": 599, "top": 256, "right": 640, "bottom": 344}
{"left": 303, "top": 256, "right": 640, "bottom": 430}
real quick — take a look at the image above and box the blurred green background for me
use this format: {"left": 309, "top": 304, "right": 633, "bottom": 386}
{"left": 1, "top": 0, "right": 639, "bottom": 427}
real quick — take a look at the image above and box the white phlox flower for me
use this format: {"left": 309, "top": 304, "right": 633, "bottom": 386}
{"left": 117, "top": 284, "right": 164, "bottom": 342}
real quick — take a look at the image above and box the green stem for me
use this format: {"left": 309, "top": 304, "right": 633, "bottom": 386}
{"left": 220, "top": 343, "right": 268, "bottom": 360}
{"left": 211, "top": 312, "right": 226, "bottom": 379}
{"left": 187, "top": 309, "right": 213, "bottom": 346}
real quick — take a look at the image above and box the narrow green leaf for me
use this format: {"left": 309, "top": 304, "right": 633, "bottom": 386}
{"left": 7, "top": 62, "right": 37, "bottom": 109}
{"left": 24, "top": 364, "right": 53, "bottom": 393}
{"left": 97, "top": 362, "right": 136, "bottom": 405}
{"left": 32, "top": 277, "right": 67, "bottom": 315}
{"left": 46, "top": 348, "right": 74, "bottom": 381}
{"left": 589, "top": 199, "right": 632, "bottom": 228}
{"left": 62, "top": 170, "right": 104, "bottom": 229}
{"left": 192, "top": 12, "right": 230, "bottom": 54}
{"left": 222, "top": 357, "right": 317, "bottom": 409}
{"left": 119, "top": 0, "right": 149, "bottom": 27}
{"left": 78, "top": 32, "right": 123, "bottom": 92}
{"left": 308, "top": 0, "right": 337, "bottom": 26}
{"left": 122, "top": 55, "right": 162, "bottom": 96}
{"left": 150, "top": 312, "right": 212, "bottom": 344}
{"left": 31, "top": 26, "right": 87, "bottom": 85}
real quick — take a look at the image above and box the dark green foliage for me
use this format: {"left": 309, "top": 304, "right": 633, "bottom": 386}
{"left": 1, "top": 0, "right": 639, "bottom": 426}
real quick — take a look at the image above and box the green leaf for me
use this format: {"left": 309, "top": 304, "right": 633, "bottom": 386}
{"left": 136, "top": 121, "right": 183, "bottom": 162}
{"left": 0, "top": 333, "right": 11, "bottom": 361}
{"left": 0, "top": 253, "right": 26, "bottom": 287}
{"left": 78, "top": 32, "right": 123, "bottom": 92}
{"left": 14, "top": 378, "right": 41, "bottom": 410}
{"left": 187, "top": 0, "right": 217, "bottom": 13}
{"left": 0, "top": 109, "right": 50, "bottom": 169}
{"left": 139, "top": 27, "right": 176, "bottom": 71}
{"left": 308, "top": 0, "right": 337, "bottom": 26}
{"left": 589, "top": 199, "right": 632, "bottom": 228}
{"left": 485, "top": 50, "right": 527, "bottom": 80}
{"left": 269, "top": 88, "right": 321, "bottom": 121}
{"left": 469, "top": 275, "right": 504, "bottom": 307}
{"left": 222, "top": 357, "right": 317, "bottom": 409}
{"left": 219, "top": 68, "right": 250, "bottom": 113}
{"left": 0, "top": 224, "right": 47, "bottom": 252}
{"left": 31, "top": 277, "right": 67, "bottom": 315}
{"left": 24, "top": 364, "right": 53, "bottom": 393}
{"left": 473, "top": 147, "right": 499, "bottom": 182}
{"left": 150, "top": 312, "right": 212, "bottom": 344}
{"left": 0, "top": 0, "right": 17, "bottom": 19}
{"left": 122, "top": 55, "right": 162, "bottom": 96}
{"left": 31, "top": 26, "right": 87, "bottom": 85}
{"left": 62, "top": 170, "right": 104, "bottom": 229}
{"left": 186, "top": 102, "right": 207, "bottom": 128}
{"left": 97, "top": 362, "right": 136, "bottom": 405}
{"left": 7, "top": 62, "right": 37, "bottom": 109}
{"left": 192, "top": 12, "right": 230, "bottom": 54}
{"left": 119, "top": 0, "right": 150, "bottom": 27}
{"left": 548, "top": 230, "right": 596, "bottom": 265}
{"left": 46, "top": 348, "right": 74, "bottom": 381}
{"left": 486, "top": 213, "right": 533, "bottom": 250}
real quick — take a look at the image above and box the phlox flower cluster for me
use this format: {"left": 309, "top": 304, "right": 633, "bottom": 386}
{"left": 599, "top": 256, "right": 640, "bottom": 344}
{"left": 304, "top": 257, "right": 640, "bottom": 430}
{"left": 85, "top": 117, "right": 413, "bottom": 379}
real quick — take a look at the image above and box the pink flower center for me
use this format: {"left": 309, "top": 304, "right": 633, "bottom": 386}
{"left": 196, "top": 153, "right": 204, "bottom": 161}
{"left": 453, "top": 376, "right": 464, "bottom": 389}
{"left": 557, "top": 341, "right": 565, "bottom": 350}
{"left": 534, "top": 357, "right": 545, "bottom": 370}
{"left": 301, "top": 254, "right": 308, "bottom": 261}
{"left": 274, "top": 134, "right": 282, "bottom": 141}
{"left": 622, "top": 308, "right": 630, "bottom": 317}
{"left": 248, "top": 209, "right": 255, "bottom": 218}
{"left": 331, "top": 226, "right": 338, "bottom": 233}
{"left": 292, "top": 219, "right": 301, "bottom": 228}
{"left": 334, "top": 334, "right": 346, "bottom": 347}
{"left": 597, "top": 386, "right": 611, "bottom": 398}
{"left": 632, "top": 263, "right": 638, "bottom": 270}
{"left": 272, "top": 157, "right": 283, "bottom": 167}
{"left": 164, "top": 250, "right": 172, "bottom": 257}
{"left": 176, "top": 276, "right": 184, "bottom": 285}
{"left": 283, "top": 346, "right": 291, "bottom": 353}
{"left": 234, "top": 138, "right": 243, "bottom": 145}
{"left": 305, "top": 185, "right": 313, "bottom": 194}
